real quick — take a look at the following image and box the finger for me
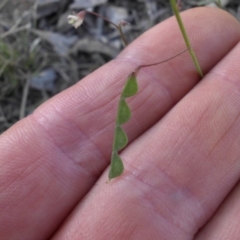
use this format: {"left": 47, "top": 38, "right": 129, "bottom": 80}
{"left": 194, "top": 181, "right": 240, "bottom": 240}
{"left": 1, "top": 7, "right": 239, "bottom": 240}
{"left": 51, "top": 9, "right": 240, "bottom": 240}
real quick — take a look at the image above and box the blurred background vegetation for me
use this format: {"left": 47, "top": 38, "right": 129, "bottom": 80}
{"left": 0, "top": 0, "right": 239, "bottom": 133}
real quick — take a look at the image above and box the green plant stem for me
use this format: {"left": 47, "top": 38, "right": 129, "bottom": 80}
{"left": 169, "top": 0, "right": 203, "bottom": 77}
{"left": 215, "top": 0, "right": 222, "bottom": 8}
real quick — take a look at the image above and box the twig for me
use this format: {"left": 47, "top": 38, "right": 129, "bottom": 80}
{"left": 19, "top": 78, "right": 30, "bottom": 119}
{"left": 0, "top": 106, "right": 7, "bottom": 124}
{"left": 0, "top": 24, "right": 31, "bottom": 39}
{"left": 0, "top": 59, "right": 11, "bottom": 77}
{"left": 0, "top": 0, "right": 9, "bottom": 11}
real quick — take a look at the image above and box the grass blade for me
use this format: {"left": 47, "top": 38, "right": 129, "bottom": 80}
{"left": 169, "top": 0, "right": 203, "bottom": 77}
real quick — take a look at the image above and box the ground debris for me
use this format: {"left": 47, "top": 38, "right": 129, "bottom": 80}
{"left": 36, "top": 0, "right": 62, "bottom": 18}
{"left": 104, "top": 5, "right": 128, "bottom": 24}
{"left": 70, "top": 37, "right": 119, "bottom": 58}
{"left": 30, "top": 68, "right": 57, "bottom": 92}
{"left": 70, "top": 0, "right": 108, "bottom": 10}
{"left": 32, "top": 29, "right": 78, "bottom": 56}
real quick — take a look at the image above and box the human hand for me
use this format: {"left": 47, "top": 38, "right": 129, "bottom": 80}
{"left": 1, "top": 7, "right": 240, "bottom": 240}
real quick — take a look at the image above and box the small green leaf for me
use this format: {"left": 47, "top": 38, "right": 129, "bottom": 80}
{"left": 108, "top": 72, "right": 139, "bottom": 180}
{"left": 117, "top": 99, "right": 131, "bottom": 125}
{"left": 122, "top": 74, "right": 138, "bottom": 98}
{"left": 109, "top": 152, "right": 124, "bottom": 180}
{"left": 114, "top": 125, "right": 128, "bottom": 151}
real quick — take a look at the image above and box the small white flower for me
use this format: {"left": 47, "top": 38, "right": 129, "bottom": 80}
{"left": 67, "top": 14, "right": 83, "bottom": 29}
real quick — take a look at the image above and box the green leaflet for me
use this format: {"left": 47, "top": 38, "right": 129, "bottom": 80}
{"left": 108, "top": 152, "right": 124, "bottom": 180}
{"left": 107, "top": 49, "right": 188, "bottom": 181}
{"left": 109, "top": 72, "right": 138, "bottom": 180}
{"left": 113, "top": 125, "right": 128, "bottom": 151}
{"left": 117, "top": 99, "right": 131, "bottom": 125}
{"left": 122, "top": 74, "right": 138, "bottom": 98}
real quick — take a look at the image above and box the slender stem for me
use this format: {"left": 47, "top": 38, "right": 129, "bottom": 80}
{"left": 20, "top": 78, "right": 30, "bottom": 119}
{"left": 177, "top": 0, "right": 181, "bottom": 8}
{"left": 138, "top": 48, "right": 188, "bottom": 70}
{"left": 169, "top": 0, "right": 203, "bottom": 77}
{"left": 216, "top": 0, "right": 222, "bottom": 8}
{"left": 85, "top": 11, "right": 128, "bottom": 46}
{"left": 85, "top": 11, "right": 118, "bottom": 28}
{"left": 118, "top": 25, "right": 128, "bottom": 46}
